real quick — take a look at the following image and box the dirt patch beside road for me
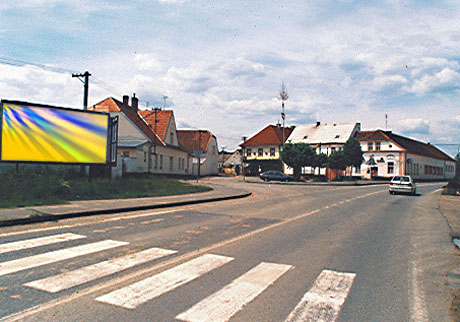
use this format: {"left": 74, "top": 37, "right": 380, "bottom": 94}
{"left": 439, "top": 195, "right": 460, "bottom": 322}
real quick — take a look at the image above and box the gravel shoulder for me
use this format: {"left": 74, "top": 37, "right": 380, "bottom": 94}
{"left": 439, "top": 195, "right": 460, "bottom": 321}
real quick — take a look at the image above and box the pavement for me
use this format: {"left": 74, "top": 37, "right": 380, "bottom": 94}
{"left": 0, "top": 182, "right": 251, "bottom": 227}
{"left": 243, "top": 177, "right": 390, "bottom": 186}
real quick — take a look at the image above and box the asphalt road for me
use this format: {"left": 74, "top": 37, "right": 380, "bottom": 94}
{"left": 0, "top": 178, "right": 454, "bottom": 321}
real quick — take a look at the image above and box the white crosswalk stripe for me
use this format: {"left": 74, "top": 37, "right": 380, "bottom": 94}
{"left": 0, "top": 233, "right": 86, "bottom": 255}
{"left": 24, "top": 247, "right": 177, "bottom": 293}
{"left": 0, "top": 240, "right": 128, "bottom": 277}
{"left": 176, "top": 261, "right": 292, "bottom": 322}
{"left": 284, "top": 269, "right": 356, "bottom": 322}
{"left": 95, "top": 254, "right": 234, "bottom": 309}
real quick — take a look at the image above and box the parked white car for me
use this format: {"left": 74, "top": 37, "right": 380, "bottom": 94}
{"left": 389, "top": 175, "right": 417, "bottom": 195}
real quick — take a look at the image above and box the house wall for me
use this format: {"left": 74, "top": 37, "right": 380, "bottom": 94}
{"left": 359, "top": 149, "right": 456, "bottom": 180}
{"left": 188, "top": 136, "right": 219, "bottom": 176}
{"left": 244, "top": 145, "right": 282, "bottom": 160}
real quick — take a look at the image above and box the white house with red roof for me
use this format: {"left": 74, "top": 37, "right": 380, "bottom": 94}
{"left": 90, "top": 95, "right": 217, "bottom": 176}
{"left": 240, "top": 124, "right": 293, "bottom": 175}
{"left": 355, "top": 130, "right": 456, "bottom": 180}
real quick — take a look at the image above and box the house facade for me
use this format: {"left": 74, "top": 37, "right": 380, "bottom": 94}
{"left": 286, "top": 122, "right": 361, "bottom": 177}
{"left": 355, "top": 130, "right": 456, "bottom": 180}
{"left": 176, "top": 130, "right": 219, "bottom": 176}
{"left": 90, "top": 96, "right": 194, "bottom": 176}
{"left": 240, "top": 124, "right": 293, "bottom": 175}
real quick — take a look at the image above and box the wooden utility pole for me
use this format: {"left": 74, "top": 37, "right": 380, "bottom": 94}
{"left": 72, "top": 71, "right": 91, "bottom": 110}
{"left": 196, "top": 130, "right": 201, "bottom": 182}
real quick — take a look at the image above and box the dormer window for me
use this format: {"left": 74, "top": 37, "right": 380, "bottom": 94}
{"left": 335, "top": 135, "right": 340, "bottom": 139}
{"left": 303, "top": 135, "right": 308, "bottom": 139}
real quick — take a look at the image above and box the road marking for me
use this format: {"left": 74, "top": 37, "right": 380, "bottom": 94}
{"left": 24, "top": 247, "right": 177, "bottom": 293}
{"left": 284, "top": 269, "right": 356, "bottom": 322}
{"left": 0, "top": 233, "right": 85, "bottom": 255}
{"left": 0, "top": 209, "right": 181, "bottom": 238}
{"left": 95, "top": 254, "right": 234, "bottom": 309}
{"left": 1, "top": 189, "right": 388, "bottom": 321}
{"left": 176, "top": 262, "right": 292, "bottom": 322}
{"left": 0, "top": 240, "right": 128, "bottom": 277}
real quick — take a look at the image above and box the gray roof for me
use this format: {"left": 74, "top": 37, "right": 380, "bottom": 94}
{"left": 287, "top": 123, "right": 360, "bottom": 145}
{"left": 118, "top": 139, "right": 148, "bottom": 148}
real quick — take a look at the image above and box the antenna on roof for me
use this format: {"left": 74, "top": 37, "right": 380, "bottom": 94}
{"left": 162, "top": 95, "right": 168, "bottom": 109}
{"left": 385, "top": 113, "right": 388, "bottom": 130}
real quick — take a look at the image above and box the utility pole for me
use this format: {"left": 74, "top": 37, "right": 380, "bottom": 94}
{"left": 196, "top": 130, "right": 201, "bottom": 182}
{"left": 279, "top": 83, "right": 289, "bottom": 144}
{"left": 72, "top": 71, "right": 92, "bottom": 178}
{"left": 72, "top": 71, "right": 91, "bottom": 110}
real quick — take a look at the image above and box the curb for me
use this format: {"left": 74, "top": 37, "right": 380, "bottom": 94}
{"left": 0, "top": 192, "right": 252, "bottom": 228}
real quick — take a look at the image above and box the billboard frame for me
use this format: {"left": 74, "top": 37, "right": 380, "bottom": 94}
{"left": 0, "top": 99, "right": 112, "bottom": 166}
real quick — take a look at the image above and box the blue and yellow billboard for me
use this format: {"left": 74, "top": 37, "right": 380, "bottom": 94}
{"left": 0, "top": 100, "right": 109, "bottom": 164}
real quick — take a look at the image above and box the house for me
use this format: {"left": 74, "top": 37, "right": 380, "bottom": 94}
{"left": 89, "top": 95, "right": 190, "bottom": 175}
{"left": 221, "top": 150, "right": 242, "bottom": 175}
{"left": 286, "top": 122, "right": 361, "bottom": 178}
{"left": 240, "top": 124, "right": 293, "bottom": 175}
{"left": 355, "top": 130, "right": 456, "bottom": 180}
{"left": 176, "top": 130, "right": 219, "bottom": 176}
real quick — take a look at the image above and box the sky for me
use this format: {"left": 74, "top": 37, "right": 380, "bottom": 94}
{"left": 0, "top": 0, "right": 459, "bottom": 156}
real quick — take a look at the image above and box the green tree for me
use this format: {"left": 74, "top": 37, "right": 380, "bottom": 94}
{"left": 343, "top": 138, "right": 364, "bottom": 177}
{"left": 328, "top": 149, "right": 347, "bottom": 171}
{"left": 311, "top": 152, "right": 328, "bottom": 176}
{"left": 281, "top": 143, "right": 316, "bottom": 180}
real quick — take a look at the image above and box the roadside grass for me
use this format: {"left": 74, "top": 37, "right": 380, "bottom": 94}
{"left": 0, "top": 167, "right": 211, "bottom": 209}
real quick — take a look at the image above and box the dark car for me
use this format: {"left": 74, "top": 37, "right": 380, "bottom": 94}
{"left": 260, "top": 171, "right": 293, "bottom": 182}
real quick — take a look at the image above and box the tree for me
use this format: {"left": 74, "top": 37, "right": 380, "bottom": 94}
{"left": 343, "top": 138, "right": 364, "bottom": 177}
{"left": 280, "top": 143, "right": 316, "bottom": 180}
{"left": 311, "top": 152, "right": 328, "bottom": 176}
{"left": 328, "top": 149, "right": 347, "bottom": 171}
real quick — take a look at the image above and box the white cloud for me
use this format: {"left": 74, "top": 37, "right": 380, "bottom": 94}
{"left": 157, "top": 0, "right": 190, "bottom": 4}
{"left": 398, "top": 118, "right": 430, "bottom": 135}
{"left": 409, "top": 67, "right": 460, "bottom": 95}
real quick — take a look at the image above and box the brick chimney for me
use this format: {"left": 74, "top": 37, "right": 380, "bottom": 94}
{"left": 131, "top": 93, "right": 138, "bottom": 112}
{"left": 122, "top": 95, "right": 129, "bottom": 109}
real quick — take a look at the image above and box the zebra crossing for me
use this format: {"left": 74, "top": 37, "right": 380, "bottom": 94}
{"left": 0, "top": 232, "right": 356, "bottom": 321}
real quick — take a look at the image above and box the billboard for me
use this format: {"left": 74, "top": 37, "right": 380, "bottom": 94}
{"left": 0, "top": 100, "right": 110, "bottom": 164}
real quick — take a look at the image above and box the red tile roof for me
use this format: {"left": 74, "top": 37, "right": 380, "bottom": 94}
{"left": 138, "top": 110, "right": 173, "bottom": 142}
{"left": 240, "top": 125, "right": 292, "bottom": 147}
{"left": 177, "top": 130, "right": 213, "bottom": 153}
{"left": 355, "top": 130, "right": 455, "bottom": 162}
{"left": 89, "top": 97, "right": 164, "bottom": 146}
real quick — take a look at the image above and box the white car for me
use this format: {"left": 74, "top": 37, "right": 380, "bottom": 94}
{"left": 389, "top": 175, "right": 416, "bottom": 195}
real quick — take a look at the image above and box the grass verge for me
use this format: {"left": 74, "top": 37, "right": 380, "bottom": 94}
{"left": 0, "top": 167, "right": 211, "bottom": 209}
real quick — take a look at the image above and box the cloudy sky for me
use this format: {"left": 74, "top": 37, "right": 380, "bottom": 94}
{"left": 1, "top": 0, "right": 460, "bottom": 155}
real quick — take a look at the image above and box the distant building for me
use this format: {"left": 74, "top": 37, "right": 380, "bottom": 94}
{"left": 176, "top": 130, "right": 219, "bottom": 176}
{"left": 221, "top": 150, "right": 242, "bottom": 175}
{"left": 355, "top": 130, "right": 456, "bottom": 180}
{"left": 90, "top": 95, "right": 218, "bottom": 176}
{"left": 286, "top": 122, "right": 361, "bottom": 178}
{"left": 240, "top": 124, "right": 293, "bottom": 175}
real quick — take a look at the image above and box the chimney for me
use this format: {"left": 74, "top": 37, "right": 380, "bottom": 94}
{"left": 131, "top": 93, "right": 138, "bottom": 112}
{"left": 276, "top": 123, "right": 281, "bottom": 129}
{"left": 122, "top": 95, "right": 129, "bottom": 109}
{"left": 316, "top": 121, "right": 321, "bottom": 127}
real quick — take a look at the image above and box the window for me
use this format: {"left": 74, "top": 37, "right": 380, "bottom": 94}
{"left": 170, "top": 156, "right": 173, "bottom": 170}
{"left": 388, "top": 161, "right": 394, "bottom": 174}
{"left": 170, "top": 132, "right": 174, "bottom": 144}
{"left": 368, "top": 142, "right": 374, "bottom": 151}
{"left": 376, "top": 142, "right": 381, "bottom": 151}
{"left": 246, "top": 148, "right": 252, "bottom": 156}
{"left": 331, "top": 147, "right": 336, "bottom": 152}
{"left": 270, "top": 147, "right": 276, "bottom": 157}
{"left": 258, "top": 148, "right": 263, "bottom": 156}
{"left": 144, "top": 152, "right": 147, "bottom": 162}
{"left": 159, "top": 155, "right": 163, "bottom": 169}
{"left": 123, "top": 151, "right": 129, "bottom": 158}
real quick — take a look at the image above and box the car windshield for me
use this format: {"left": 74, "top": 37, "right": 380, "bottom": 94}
{"left": 392, "top": 176, "right": 401, "bottom": 181}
